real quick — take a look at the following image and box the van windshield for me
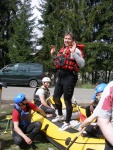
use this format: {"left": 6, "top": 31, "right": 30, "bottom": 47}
{"left": 2, "top": 64, "right": 15, "bottom": 72}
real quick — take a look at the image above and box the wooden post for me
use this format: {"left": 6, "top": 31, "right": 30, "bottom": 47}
{"left": 0, "top": 82, "right": 7, "bottom": 108}
{"left": 0, "top": 84, "right": 2, "bottom": 108}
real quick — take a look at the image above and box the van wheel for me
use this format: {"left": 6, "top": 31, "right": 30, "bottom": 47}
{"left": 29, "top": 80, "right": 38, "bottom": 88}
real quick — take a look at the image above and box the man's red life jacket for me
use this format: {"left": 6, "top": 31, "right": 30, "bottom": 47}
{"left": 53, "top": 44, "right": 84, "bottom": 72}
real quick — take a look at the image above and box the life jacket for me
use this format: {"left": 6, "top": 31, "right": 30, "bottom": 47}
{"left": 13, "top": 103, "right": 31, "bottom": 127}
{"left": 94, "top": 98, "right": 99, "bottom": 106}
{"left": 85, "top": 124, "right": 103, "bottom": 138}
{"left": 54, "top": 44, "right": 84, "bottom": 72}
{"left": 33, "top": 86, "right": 50, "bottom": 106}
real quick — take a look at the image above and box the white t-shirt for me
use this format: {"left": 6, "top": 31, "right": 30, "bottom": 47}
{"left": 35, "top": 87, "right": 50, "bottom": 100}
{"left": 93, "top": 81, "right": 113, "bottom": 124}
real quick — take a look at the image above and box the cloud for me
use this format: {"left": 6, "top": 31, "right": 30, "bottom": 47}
{"left": 31, "top": 0, "right": 42, "bottom": 49}
{"left": 31, "top": 0, "right": 41, "bottom": 19}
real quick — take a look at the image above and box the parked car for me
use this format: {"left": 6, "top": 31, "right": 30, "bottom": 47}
{"left": 0, "top": 63, "right": 44, "bottom": 88}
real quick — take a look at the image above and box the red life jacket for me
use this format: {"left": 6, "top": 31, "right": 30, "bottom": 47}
{"left": 54, "top": 44, "right": 84, "bottom": 72}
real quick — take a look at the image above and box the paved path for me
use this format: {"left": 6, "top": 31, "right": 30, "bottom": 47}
{"left": 1, "top": 86, "right": 94, "bottom": 104}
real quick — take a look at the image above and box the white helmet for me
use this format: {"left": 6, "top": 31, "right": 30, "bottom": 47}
{"left": 42, "top": 77, "right": 51, "bottom": 83}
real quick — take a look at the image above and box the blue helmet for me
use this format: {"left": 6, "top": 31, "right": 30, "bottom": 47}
{"left": 14, "top": 94, "right": 25, "bottom": 104}
{"left": 95, "top": 83, "right": 107, "bottom": 94}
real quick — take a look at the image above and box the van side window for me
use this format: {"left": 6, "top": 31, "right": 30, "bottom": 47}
{"left": 29, "top": 66, "right": 42, "bottom": 73}
{"left": 18, "top": 66, "right": 28, "bottom": 73}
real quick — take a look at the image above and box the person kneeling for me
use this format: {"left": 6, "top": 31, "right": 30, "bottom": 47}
{"left": 12, "top": 93, "right": 52, "bottom": 149}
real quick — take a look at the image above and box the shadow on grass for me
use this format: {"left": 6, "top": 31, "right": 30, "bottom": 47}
{"left": 0, "top": 131, "right": 52, "bottom": 150}
{"left": 0, "top": 138, "right": 15, "bottom": 150}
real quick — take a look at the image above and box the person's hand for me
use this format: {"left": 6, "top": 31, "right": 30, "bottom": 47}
{"left": 51, "top": 104, "right": 55, "bottom": 110}
{"left": 78, "top": 125, "right": 83, "bottom": 132}
{"left": 46, "top": 114, "right": 53, "bottom": 118}
{"left": 50, "top": 45, "right": 56, "bottom": 56}
{"left": 78, "top": 125, "right": 85, "bottom": 137}
{"left": 24, "top": 136, "right": 32, "bottom": 145}
{"left": 70, "top": 42, "right": 76, "bottom": 53}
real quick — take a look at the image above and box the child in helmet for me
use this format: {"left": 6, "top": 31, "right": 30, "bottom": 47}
{"left": 78, "top": 83, "right": 107, "bottom": 137}
{"left": 33, "top": 77, "right": 56, "bottom": 117}
{"left": 12, "top": 93, "right": 52, "bottom": 149}
{"left": 85, "top": 82, "right": 104, "bottom": 118}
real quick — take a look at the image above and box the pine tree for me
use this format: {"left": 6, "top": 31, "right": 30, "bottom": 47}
{"left": 80, "top": 0, "right": 113, "bottom": 83}
{"left": 0, "top": 0, "right": 21, "bottom": 66}
{"left": 37, "top": 0, "right": 113, "bottom": 83}
{"left": 8, "top": 0, "right": 37, "bottom": 63}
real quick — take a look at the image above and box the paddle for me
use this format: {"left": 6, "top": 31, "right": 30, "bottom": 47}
{"left": 65, "top": 127, "right": 86, "bottom": 150}
{"left": 73, "top": 96, "right": 86, "bottom": 122}
{"left": 39, "top": 94, "right": 54, "bottom": 108}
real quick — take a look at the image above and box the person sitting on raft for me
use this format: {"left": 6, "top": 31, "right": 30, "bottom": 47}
{"left": 33, "top": 77, "right": 56, "bottom": 117}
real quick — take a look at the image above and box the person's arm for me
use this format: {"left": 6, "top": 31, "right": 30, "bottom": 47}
{"left": 47, "top": 99, "right": 55, "bottom": 109}
{"left": 97, "top": 117, "right": 113, "bottom": 145}
{"left": 70, "top": 42, "right": 85, "bottom": 68}
{"left": 39, "top": 95, "right": 51, "bottom": 108}
{"left": 13, "top": 122, "right": 32, "bottom": 144}
{"left": 95, "top": 82, "right": 113, "bottom": 145}
{"left": 28, "top": 102, "right": 52, "bottom": 117}
{"left": 36, "top": 106, "right": 52, "bottom": 117}
{"left": 74, "top": 48, "right": 85, "bottom": 68}
{"left": 78, "top": 113, "right": 97, "bottom": 131}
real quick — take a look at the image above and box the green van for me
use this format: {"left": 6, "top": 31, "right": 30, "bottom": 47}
{"left": 0, "top": 63, "right": 44, "bottom": 88}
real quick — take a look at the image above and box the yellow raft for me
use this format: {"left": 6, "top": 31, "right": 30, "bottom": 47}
{"left": 31, "top": 98, "right": 105, "bottom": 150}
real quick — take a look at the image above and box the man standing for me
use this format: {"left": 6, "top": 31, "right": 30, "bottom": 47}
{"left": 50, "top": 32, "right": 85, "bottom": 131}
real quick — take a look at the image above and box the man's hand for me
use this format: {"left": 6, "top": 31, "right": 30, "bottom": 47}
{"left": 46, "top": 114, "right": 53, "bottom": 117}
{"left": 24, "top": 136, "right": 32, "bottom": 145}
{"left": 50, "top": 104, "right": 55, "bottom": 110}
{"left": 70, "top": 42, "right": 76, "bottom": 53}
{"left": 78, "top": 125, "right": 83, "bottom": 132}
{"left": 50, "top": 45, "right": 56, "bottom": 56}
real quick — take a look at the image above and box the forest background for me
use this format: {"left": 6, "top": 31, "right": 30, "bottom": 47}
{"left": 0, "top": 0, "right": 113, "bottom": 85}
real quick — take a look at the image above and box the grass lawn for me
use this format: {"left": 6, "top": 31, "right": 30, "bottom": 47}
{"left": 0, "top": 101, "right": 59, "bottom": 150}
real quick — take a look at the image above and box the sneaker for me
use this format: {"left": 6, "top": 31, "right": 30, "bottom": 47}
{"left": 59, "top": 123, "right": 71, "bottom": 131}
{"left": 70, "top": 120, "right": 81, "bottom": 129}
{"left": 52, "top": 116, "right": 64, "bottom": 122}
